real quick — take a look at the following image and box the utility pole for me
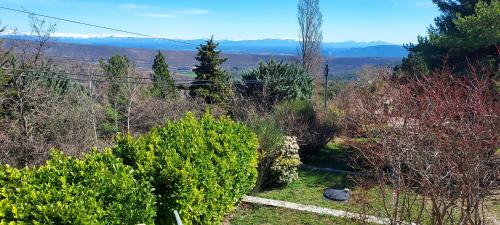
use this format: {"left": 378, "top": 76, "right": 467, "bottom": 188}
{"left": 324, "top": 63, "right": 329, "bottom": 109}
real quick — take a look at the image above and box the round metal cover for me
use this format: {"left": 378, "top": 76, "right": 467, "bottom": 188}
{"left": 324, "top": 188, "right": 350, "bottom": 201}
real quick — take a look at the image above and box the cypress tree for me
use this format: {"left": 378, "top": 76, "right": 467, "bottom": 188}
{"left": 190, "top": 37, "right": 232, "bottom": 104}
{"left": 151, "top": 51, "right": 175, "bottom": 98}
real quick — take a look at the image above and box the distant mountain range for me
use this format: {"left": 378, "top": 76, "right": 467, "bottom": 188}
{"left": 1, "top": 34, "right": 408, "bottom": 58}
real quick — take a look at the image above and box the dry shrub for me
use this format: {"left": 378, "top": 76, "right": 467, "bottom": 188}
{"left": 336, "top": 67, "right": 393, "bottom": 137}
{"left": 0, "top": 81, "right": 104, "bottom": 167}
{"left": 128, "top": 91, "right": 217, "bottom": 135}
{"left": 44, "top": 89, "right": 102, "bottom": 156}
{"left": 0, "top": 76, "right": 64, "bottom": 167}
{"left": 345, "top": 65, "right": 499, "bottom": 225}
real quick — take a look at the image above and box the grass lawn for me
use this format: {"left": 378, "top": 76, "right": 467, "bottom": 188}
{"left": 229, "top": 138, "right": 500, "bottom": 224}
{"left": 255, "top": 168, "right": 353, "bottom": 211}
{"left": 227, "top": 138, "right": 377, "bottom": 224}
{"left": 231, "top": 138, "right": 500, "bottom": 224}
{"left": 251, "top": 138, "right": 429, "bottom": 223}
{"left": 255, "top": 138, "right": 357, "bottom": 210}
{"left": 301, "top": 138, "right": 354, "bottom": 171}
{"left": 228, "top": 203, "right": 363, "bottom": 225}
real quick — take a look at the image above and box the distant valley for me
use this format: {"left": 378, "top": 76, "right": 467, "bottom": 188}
{"left": 1, "top": 36, "right": 404, "bottom": 80}
{"left": 2, "top": 35, "right": 408, "bottom": 58}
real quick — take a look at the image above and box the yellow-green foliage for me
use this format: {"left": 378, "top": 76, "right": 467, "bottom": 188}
{"left": 0, "top": 150, "right": 156, "bottom": 225}
{"left": 113, "top": 112, "right": 259, "bottom": 225}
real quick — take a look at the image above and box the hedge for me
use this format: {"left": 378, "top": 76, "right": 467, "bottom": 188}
{"left": 113, "top": 112, "right": 259, "bottom": 225}
{"left": 0, "top": 150, "right": 156, "bottom": 225}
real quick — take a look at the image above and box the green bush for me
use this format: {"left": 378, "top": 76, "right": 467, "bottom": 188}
{"left": 241, "top": 59, "right": 314, "bottom": 104}
{"left": 245, "top": 115, "right": 286, "bottom": 190}
{"left": 113, "top": 112, "right": 259, "bottom": 225}
{"left": 271, "top": 100, "right": 314, "bottom": 149}
{"left": 246, "top": 115, "right": 301, "bottom": 190}
{"left": 272, "top": 100, "right": 339, "bottom": 157}
{"left": 274, "top": 100, "right": 315, "bottom": 123}
{"left": 0, "top": 150, "right": 156, "bottom": 225}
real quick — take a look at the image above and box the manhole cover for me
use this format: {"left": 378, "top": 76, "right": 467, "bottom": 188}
{"left": 324, "top": 188, "right": 350, "bottom": 201}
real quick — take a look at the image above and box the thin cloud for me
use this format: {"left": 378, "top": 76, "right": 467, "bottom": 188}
{"left": 120, "top": 3, "right": 150, "bottom": 10}
{"left": 139, "top": 13, "right": 177, "bottom": 18}
{"left": 180, "top": 9, "right": 210, "bottom": 15}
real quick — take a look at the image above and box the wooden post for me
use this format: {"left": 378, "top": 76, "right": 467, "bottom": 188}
{"left": 324, "top": 64, "right": 329, "bottom": 109}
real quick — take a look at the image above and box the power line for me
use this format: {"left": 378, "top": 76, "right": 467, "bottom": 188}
{"left": 1, "top": 55, "right": 271, "bottom": 84}
{"left": 0, "top": 6, "right": 200, "bottom": 46}
{"left": 1, "top": 67, "right": 278, "bottom": 84}
{"left": 4, "top": 67, "right": 201, "bottom": 83}
{"left": 5, "top": 69, "right": 152, "bottom": 85}
{"left": 2, "top": 67, "right": 289, "bottom": 85}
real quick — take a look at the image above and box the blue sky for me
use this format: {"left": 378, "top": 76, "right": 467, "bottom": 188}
{"left": 0, "top": 0, "right": 439, "bottom": 44}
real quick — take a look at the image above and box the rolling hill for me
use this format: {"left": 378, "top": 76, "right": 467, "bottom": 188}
{"left": 1, "top": 37, "right": 403, "bottom": 80}
{"left": 1, "top": 34, "right": 408, "bottom": 58}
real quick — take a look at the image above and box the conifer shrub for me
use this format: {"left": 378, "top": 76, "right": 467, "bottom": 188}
{"left": 113, "top": 112, "right": 259, "bottom": 225}
{"left": 0, "top": 150, "right": 156, "bottom": 224}
{"left": 241, "top": 59, "right": 314, "bottom": 105}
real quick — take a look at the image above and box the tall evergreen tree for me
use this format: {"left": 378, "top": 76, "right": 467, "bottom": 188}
{"left": 151, "top": 51, "right": 175, "bottom": 98}
{"left": 190, "top": 37, "right": 232, "bottom": 103}
{"left": 431, "top": 0, "right": 490, "bottom": 35}
{"left": 0, "top": 23, "right": 12, "bottom": 117}
{"left": 99, "top": 55, "right": 130, "bottom": 134}
{"left": 401, "top": 0, "right": 498, "bottom": 75}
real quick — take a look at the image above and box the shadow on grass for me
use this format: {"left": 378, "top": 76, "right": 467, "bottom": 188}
{"left": 297, "top": 169, "right": 354, "bottom": 189}
{"left": 301, "top": 138, "right": 359, "bottom": 171}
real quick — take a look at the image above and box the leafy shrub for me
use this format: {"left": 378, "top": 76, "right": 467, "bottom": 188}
{"left": 271, "top": 100, "right": 313, "bottom": 147}
{"left": 246, "top": 113, "right": 301, "bottom": 190}
{"left": 304, "top": 103, "right": 341, "bottom": 152}
{"left": 274, "top": 100, "right": 315, "bottom": 123}
{"left": 241, "top": 59, "right": 313, "bottom": 104}
{"left": 272, "top": 100, "right": 339, "bottom": 157}
{"left": 0, "top": 150, "right": 156, "bottom": 224}
{"left": 113, "top": 112, "right": 258, "bottom": 225}
{"left": 269, "top": 136, "right": 301, "bottom": 186}
{"left": 245, "top": 115, "right": 286, "bottom": 190}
